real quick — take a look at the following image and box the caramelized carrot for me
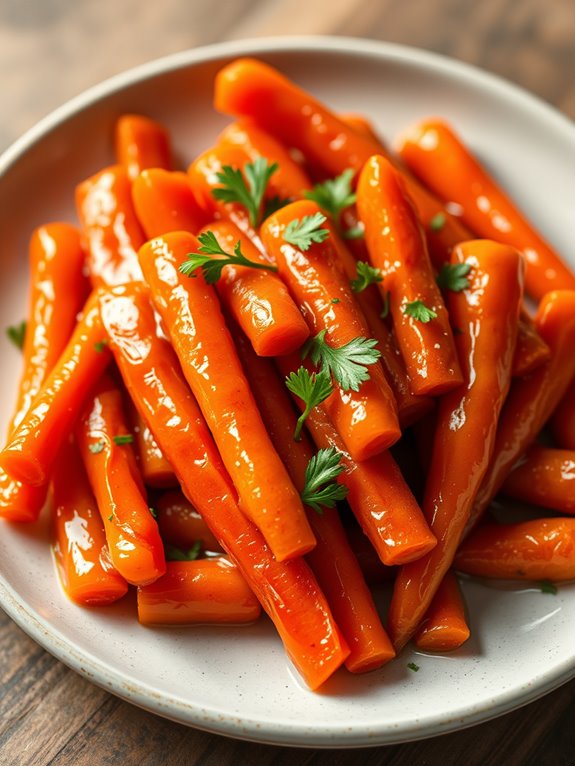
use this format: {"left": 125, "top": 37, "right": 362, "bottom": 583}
{"left": 52, "top": 438, "right": 128, "bottom": 605}
{"left": 388, "top": 240, "right": 523, "bottom": 650}
{"left": 115, "top": 114, "right": 172, "bottom": 179}
{"left": 76, "top": 164, "right": 144, "bottom": 286}
{"left": 357, "top": 155, "right": 463, "bottom": 396}
{"left": 455, "top": 518, "right": 575, "bottom": 581}
{"left": 550, "top": 380, "right": 575, "bottom": 449}
{"left": 397, "top": 120, "right": 575, "bottom": 300}
{"left": 129, "top": 404, "right": 177, "bottom": 488}
{"left": 513, "top": 313, "right": 550, "bottom": 377}
{"left": 501, "top": 446, "right": 575, "bottom": 514}
{"left": 0, "top": 291, "right": 110, "bottom": 486}
{"left": 0, "top": 223, "right": 88, "bottom": 522}
{"left": 132, "top": 169, "right": 206, "bottom": 238}
{"left": 138, "top": 231, "right": 315, "bottom": 562}
{"left": 137, "top": 558, "right": 261, "bottom": 626}
{"left": 99, "top": 283, "right": 349, "bottom": 689}
{"left": 413, "top": 572, "right": 470, "bottom": 652}
{"left": 156, "top": 491, "right": 222, "bottom": 552}
{"left": 198, "top": 220, "right": 310, "bottom": 356}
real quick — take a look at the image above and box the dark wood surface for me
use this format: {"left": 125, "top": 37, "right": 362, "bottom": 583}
{"left": 1, "top": 1, "right": 575, "bottom": 764}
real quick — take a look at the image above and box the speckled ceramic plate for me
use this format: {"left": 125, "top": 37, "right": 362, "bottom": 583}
{"left": 0, "top": 37, "right": 574, "bottom": 748}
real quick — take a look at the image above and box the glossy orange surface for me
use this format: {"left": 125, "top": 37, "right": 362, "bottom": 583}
{"left": 132, "top": 169, "right": 206, "bottom": 239}
{"left": 115, "top": 114, "right": 172, "bottom": 180}
{"left": 502, "top": 446, "right": 575, "bottom": 514}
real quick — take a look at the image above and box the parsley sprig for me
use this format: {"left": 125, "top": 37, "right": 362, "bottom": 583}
{"left": 166, "top": 541, "right": 202, "bottom": 561}
{"left": 179, "top": 231, "right": 278, "bottom": 284}
{"left": 304, "top": 169, "right": 356, "bottom": 225}
{"left": 113, "top": 434, "right": 134, "bottom": 445}
{"left": 212, "top": 157, "right": 278, "bottom": 227}
{"left": 350, "top": 261, "right": 383, "bottom": 293}
{"left": 285, "top": 367, "right": 333, "bottom": 441}
{"left": 301, "top": 447, "right": 348, "bottom": 515}
{"left": 403, "top": 300, "right": 438, "bottom": 323}
{"left": 302, "top": 329, "right": 381, "bottom": 393}
{"left": 6, "top": 320, "right": 26, "bottom": 350}
{"left": 436, "top": 262, "right": 472, "bottom": 293}
{"left": 282, "top": 212, "right": 330, "bottom": 251}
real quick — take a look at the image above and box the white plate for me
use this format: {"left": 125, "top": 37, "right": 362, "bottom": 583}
{"left": 1, "top": 37, "right": 574, "bottom": 749}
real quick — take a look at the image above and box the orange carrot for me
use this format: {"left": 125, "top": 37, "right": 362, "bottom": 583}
{"left": 156, "top": 491, "right": 222, "bottom": 552}
{"left": 138, "top": 231, "right": 315, "bottom": 562}
{"left": 513, "top": 313, "right": 550, "bottom": 378}
{"left": 132, "top": 169, "right": 206, "bottom": 238}
{"left": 413, "top": 572, "right": 470, "bottom": 652}
{"left": 99, "top": 283, "right": 348, "bottom": 689}
{"left": 129, "top": 404, "right": 177, "bottom": 488}
{"left": 501, "top": 446, "right": 575, "bottom": 514}
{"left": 115, "top": 114, "right": 172, "bottom": 179}
{"left": 137, "top": 558, "right": 261, "bottom": 626}
{"left": 550, "top": 380, "right": 575, "bottom": 450}
{"left": 52, "top": 438, "right": 128, "bottom": 605}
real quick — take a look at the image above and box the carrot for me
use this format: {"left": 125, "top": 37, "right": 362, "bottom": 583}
{"left": 233, "top": 325, "right": 395, "bottom": 673}
{"left": 138, "top": 231, "right": 315, "bottom": 562}
{"left": 52, "top": 438, "right": 128, "bottom": 605}
{"left": 469, "top": 290, "right": 575, "bottom": 531}
{"left": 132, "top": 169, "right": 206, "bottom": 238}
{"left": 513, "top": 313, "right": 550, "bottom": 378}
{"left": 98, "top": 282, "right": 349, "bottom": 689}
{"left": 550, "top": 380, "right": 575, "bottom": 449}
{"left": 0, "top": 223, "right": 88, "bottom": 522}
{"left": 156, "top": 491, "right": 222, "bottom": 552}
{"left": 76, "top": 375, "right": 166, "bottom": 586}
{"left": 137, "top": 558, "right": 261, "bottom": 626}
{"left": 198, "top": 220, "right": 310, "bottom": 356}
{"left": 129, "top": 404, "right": 177, "bottom": 488}
{"left": 357, "top": 155, "right": 463, "bottom": 396}
{"left": 344, "top": 526, "right": 395, "bottom": 586}
{"left": 501, "top": 446, "right": 575, "bottom": 514}
{"left": 0, "top": 291, "right": 111, "bottom": 486}
{"left": 340, "top": 113, "right": 383, "bottom": 143}
{"left": 76, "top": 164, "right": 144, "bottom": 286}
{"left": 397, "top": 119, "right": 575, "bottom": 300}
{"left": 115, "top": 114, "right": 172, "bottom": 179}
{"left": 388, "top": 240, "right": 523, "bottom": 650}
{"left": 413, "top": 572, "right": 470, "bottom": 652}
{"left": 455, "top": 518, "right": 575, "bottom": 582}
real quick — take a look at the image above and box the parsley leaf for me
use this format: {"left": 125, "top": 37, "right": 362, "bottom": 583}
{"left": 302, "top": 329, "right": 381, "bottom": 392}
{"left": 149, "top": 507, "right": 157, "bottom": 519}
{"left": 350, "top": 261, "right": 383, "bottom": 293}
{"left": 380, "top": 290, "right": 391, "bottom": 319}
{"left": 113, "top": 434, "right": 134, "bottom": 445}
{"left": 211, "top": 158, "right": 278, "bottom": 227}
{"left": 166, "top": 541, "right": 202, "bottom": 562}
{"left": 539, "top": 580, "right": 558, "bottom": 595}
{"left": 88, "top": 440, "right": 105, "bottom": 454}
{"left": 301, "top": 446, "right": 348, "bottom": 514}
{"left": 285, "top": 367, "right": 333, "bottom": 441}
{"left": 407, "top": 662, "right": 420, "bottom": 672}
{"left": 282, "top": 213, "right": 330, "bottom": 251}
{"left": 263, "top": 194, "right": 291, "bottom": 221}
{"left": 94, "top": 339, "right": 109, "bottom": 353}
{"left": 343, "top": 224, "right": 364, "bottom": 240}
{"left": 436, "top": 262, "right": 472, "bottom": 293}
{"left": 6, "top": 320, "right": 26, "bottom": 350}
{"left": 429, "top": 212, "right": 446, "bottom": 232}
{"left": 179, "top": 230, "right": 278, "bottom": 284}
{"left": 403, "top": 300, "right": 438, "bottom": 323}
{"left": 304, "top": 169, "right": 356, "bottom": 224}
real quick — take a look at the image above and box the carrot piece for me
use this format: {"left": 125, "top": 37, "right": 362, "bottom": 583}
{"left": 397, "top": 119, "right": 575, "bottom": 300}
{"left": 344, "top": 526, "right": 395, "bottom": 586}
{"left": 198, "top": 220, "right": 310, "bottom": 356}
{"left": 76, "top": 164, "right": 145, "bottom": 286}
{"left": 132, "top": 169, "right": 207, "bottom": 238}
{"left": 138, "top": 231, "right": 315, "bottom": 562}
{"left": 388, "top": 240, "right": 523, "bottom": 650}
{"left": 357, "top": 155, "right": 463, "bottom": 396}
{"left": 129, "top": 404, "right": 177, "bottom": 488}
{"left": 501, "top": 446, "right": 575, "bottom": 514}
{"left": 99, "top": 283, "right": 349, "bottom": 689}
{"left": 52, "top": 438, "right": 128, "bottom": 605}
{"left": 233, "top": 326, "right": 395, "bottom": 673}
{"left": 469, "top": 290, "right": 575, "bottom": 531}
{"left": 413, "top": 572, "right": 470, "bottom": 652}
{"left": 339, "top": 113, "right": 383, "bottom": 143}
{"left": 455, "top": 518, "right": 575, "bottom": 581}
{"left": 550, "top": 380, "right": 575, "bottom": 450}
{"left": 137, "top": 558, "right": 261, "bottom": 626}
{"left": 513, "top": 313, "right": 550, "bottom": 377}
{"left": 156, "top": 491, "right": 222, "bottom": 552}
{"left": 0, "top": 291, "right": 111, "bottom": 486}
{"left": 115, "top": 114, "right": 172, "bottom": 179}
{"left": 0, "top": 223, "right": 89, "bottom": 522}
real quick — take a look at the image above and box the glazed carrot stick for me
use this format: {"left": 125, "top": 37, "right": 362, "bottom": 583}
{"left": 469, "top": 290, "right": 575, "bottom": 531}
{"left": 233, "top": 325, "right": 395, "bottom": 673}
{"left": 397, "top": 119, "right": 575, "bottom": 300}
{"left": 501, "top": 446, "right": 575, "bottom": 514}
{"left": 0, "top": 291, "right": 111, "bottom": 486}
{"left": 76, "top": 164, "right": 144, "bottom": 286}
{"left": 513, "top": 314, "right": 550, "bottom": 378}
{"left": 52, "top": 438, "right": 128, "bottom": 605}
{"left": 388, "top": 240, "right": 523, "bottom": 650}
{"left": 261, "top": 200, "right": 401, "bottom": 461}
{"left": 344, "top": 526, "right": 395, "bottom": 586}
{"left": 129, "top": 404, "right": 177, "bottom": 488}
{"left": 76, "top": 375, "right": 166, "bottom": 586}
{"left": 138, "top": 231, "right": 315, "bottom": 562}
{"left": 99, "top": 283, "right": 349, "bottom": 689}
{"left": 455, "top": 518, "right": 575, "bottom": 581}
{"left": 132, "top": 169, "right": 207, "bottom": 238}
{"left": 137, "top": 558, "right": 261, "bottom": 626}
{"left": 198, "top": 220, "right": 310, "bottom": 356}
{"left": 550, "top": 380, "right": 575, "bottom": 449}
{"left": 413, "top": 572, "right": 470, "bottom": 652}
{"left": 0, "top": 223, "right": 88, "bottom": 522}
{"left": 156, "top": 491, "right": 222, "bottom": 552}
{"left": 115, "top": 114, "right": 172, "bottom": 179}
{"left": 357, "top": 155, "right": 463, "bottom": 396}
{"left": 340, "top": 113, "right": 383, "bottom": 143}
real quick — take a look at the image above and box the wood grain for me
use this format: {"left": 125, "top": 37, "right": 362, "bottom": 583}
{"left": 1, "top": 0, "right": 574, "bottom": 764}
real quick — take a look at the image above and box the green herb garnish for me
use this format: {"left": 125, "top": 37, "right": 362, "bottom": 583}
{"left": 403, "top": 300, "right": 438, "bottom": 323}
{"left": 113, "top": 434, "right": 134, "bottom": 445}
{"left": 538, "top": 580, "right": 558, "bottom": 595}
{"left": 211, "top": 158, "right": 278, "bottom": 227}
{"left": 285, "top": 367, "right": 333, "bottom": 441}
{"left": 282, "top": 213, "right": 330, "bottom": 251}
{"left": 304, "top": 169, "right": 356, "bottom": 225}
{"left": 350, "top": 261, "right": 383, "bottom": 293}
{"left": 429, "top": 212, "right": 446, "bottom": 232}
{"left": 179, "top": 230, "right": 277, "bottom": 284}
{"left": 166, "top": 541, "right": 202, "bottom": 562}
{"left": 436, "top": 262, "right": 472, "bottom": 293}
{"left": 6, "top": 320, "right": 26, "bottom": 350}
{"left": 300, "top": 447, "right": 348, "bottom": 515}
{"left": 302, "top": 329, "right": 380, "bottom": 393}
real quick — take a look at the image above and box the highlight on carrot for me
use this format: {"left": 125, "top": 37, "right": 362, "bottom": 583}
{"left": 413, "top": 572, "right": 470, "bottom": 652}
{"left": 115, "top": 114, "right": 172, "bottom": 179}
{"left": 128, "top": 403, "right": 177, "bottom": 489}
{"left": 501, "top": 446, "right": 575, "bottom": 514}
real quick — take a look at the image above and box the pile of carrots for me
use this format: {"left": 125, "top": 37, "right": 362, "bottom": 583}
{"left": 2, "top": 57, "right": 575, "bottom": 691}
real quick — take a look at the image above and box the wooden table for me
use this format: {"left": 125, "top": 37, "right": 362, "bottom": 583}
{"left": 1, "top": 1, "right": 574, "bottom": 764}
